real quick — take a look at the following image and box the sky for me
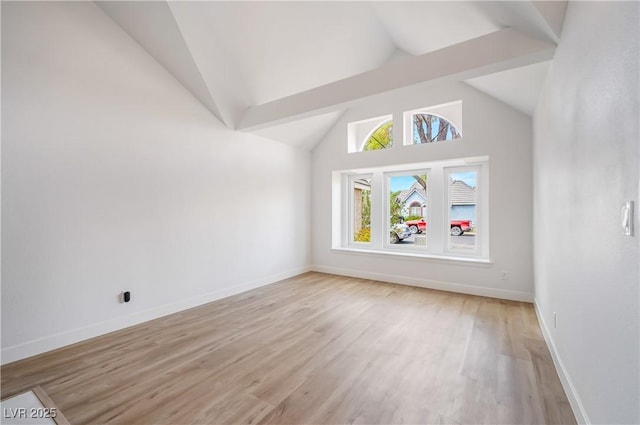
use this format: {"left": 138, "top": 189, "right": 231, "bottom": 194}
{"left": 390, "top": 175, "right": 421, "bottom": 192}
{"left": 390, "top": 172, "right": 477, "bottom": 192}
{"left": 450, "top": 171, "right": 477, "bottom": 188}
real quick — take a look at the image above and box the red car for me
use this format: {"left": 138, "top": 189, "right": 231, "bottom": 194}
{"left": 405, "top": 219, "right": 472, "bottom": 236}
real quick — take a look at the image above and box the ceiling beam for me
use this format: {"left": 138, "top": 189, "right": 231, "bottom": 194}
{"left": 238, "top": 28, "right": 556, "bottom": 132}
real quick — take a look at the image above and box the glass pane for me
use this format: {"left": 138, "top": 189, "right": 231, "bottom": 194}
{"left": 352, "top": 178, "right": 371, "bottom": 243}
{"left": 363, "top": 120, "right": 393, "bottom": 151}
{"left": 448, "top": 170, "right": 477, "bottom": 251}
{"left": 389, "top": 174, "right": 427, "bottom": 246}
{"left": 412, "top": 114, "right": 461, "bottom": 144}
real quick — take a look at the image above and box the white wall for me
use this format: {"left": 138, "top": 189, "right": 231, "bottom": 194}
{"left": 311, "top": 81, "right": 534, "bottom": 301}
{"left": 533, "top": 2, "right": 639, "bottom": 424}
{"left": 1, "top": 2, "right": 310, "bottom": 364}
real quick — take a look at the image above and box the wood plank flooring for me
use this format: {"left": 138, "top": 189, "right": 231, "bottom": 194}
{"left": 1, "top": 272, "right": 576, "bottom": 424}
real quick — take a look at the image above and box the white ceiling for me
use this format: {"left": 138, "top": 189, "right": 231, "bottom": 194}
{"left": 96, "top": 1, "right": 566, "bottom": 150}
{"left": 370, "top": 2, "right": 499, "bottom": 56}
{"left": 253, "top": 110, "right": 345, "bottom": 151}
{"left": 466, "top": 60, "right": 552, "bottom": 116}
{"left": 171, "top": 2, "right": 396, "bottom": 106}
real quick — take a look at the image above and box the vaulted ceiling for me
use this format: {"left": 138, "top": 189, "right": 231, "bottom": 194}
{"left": 96, "top": 1, "right": 566, "bottom": 149}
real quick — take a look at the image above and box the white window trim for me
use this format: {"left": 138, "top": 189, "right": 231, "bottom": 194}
{"left": 331, "top": 246, "right": 492, "bottom": 265}
{"left": 383, "top": 169, "right": 430, "bottom": 252}
{"left": 347, "top": 114, "right": 393, "bottom": 153}
{"left": 334, "top": 156, "right": 489, "bottom": 262}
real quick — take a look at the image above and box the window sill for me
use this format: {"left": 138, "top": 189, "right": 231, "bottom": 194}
{"left": 331, "top": 247, "right": 492, "bottom": 266}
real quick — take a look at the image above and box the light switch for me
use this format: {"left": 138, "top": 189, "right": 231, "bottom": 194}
{"left": 622, "top": 201, "right": 634, "bottom": 236}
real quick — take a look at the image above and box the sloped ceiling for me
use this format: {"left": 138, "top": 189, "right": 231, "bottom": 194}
{"left": 466, "top": 60, "right": 552, "bottom": 116}
{"left": 253, "top": 111, "right": 345, "bottom": 151}
{"left": 96, "top": 1, "right": 567, "bottom": 150}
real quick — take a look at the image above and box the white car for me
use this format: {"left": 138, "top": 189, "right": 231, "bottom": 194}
{"left": 390, "top": 223, "right": 411, "bottom": 244}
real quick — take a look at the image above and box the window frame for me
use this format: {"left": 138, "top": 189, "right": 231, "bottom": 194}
{"left": 334, "top": 157, "right": 489, "bottom": 262}
{"left": 444, "top": 165, "right": 481, "bottom": 257}
{"left": 348, "top": 174, "right": 373, "bottom": 247}
{"left": 347, "top": 114, "right": 393, "bottom": 153}
{"left": 383, "top": 169, "right": 431, "bottom": 252}
{"left": 402, "top": 100, "right": 463, "bottom": 147}
{"left": 408, "top": 112, "right": 462, "bottom": 145}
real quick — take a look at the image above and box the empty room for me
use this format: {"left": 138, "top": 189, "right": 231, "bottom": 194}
{"left": 1, "top": 1, "right": 638, "bottom": 424}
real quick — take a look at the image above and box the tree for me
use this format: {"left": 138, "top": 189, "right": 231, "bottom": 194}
{"left": 449, "top": 124, "right": 461, "bottom": 139}
{"left": 363, "top": 121, "right": 393, "bottom": 150}
{"left": 436, "top": 116, "right": 449, "bottom": 141}
{"left": 361, "top": 189, "right": 370, "bottom": 228}
{"left": 413, "top": 114, "right": 431, "bottom": 144}
{"left": 413, "top": 114, "right": 460, "bottom": 144}
{"left": 389, "top": 190, "right": 404, "bottom": 225}
{"left": 412, "top": 175, "right": 426, "bottom": 190}
{"left": 354, "top": 185, "right": 371, "bottom": 242}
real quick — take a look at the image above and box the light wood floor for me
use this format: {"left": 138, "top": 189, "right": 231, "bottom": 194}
{"left": 1, "top": 272, "right": 576, "bottom": 425}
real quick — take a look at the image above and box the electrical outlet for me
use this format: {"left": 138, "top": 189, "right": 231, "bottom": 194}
{"left": 119, "top": 291, "right": 131, "bottom": 303}
{"left": 501, "top": 271, "right": 508, "bottom": 280}
{"left": 553, "top": 312, "right": 557, "bottom": 329}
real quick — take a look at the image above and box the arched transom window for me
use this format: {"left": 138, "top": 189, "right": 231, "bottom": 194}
{"left": 412, "top": 113, "right": 461, "bottom": 144}
{"left": 362, "top": 120, "right": 393, "bottom": 151}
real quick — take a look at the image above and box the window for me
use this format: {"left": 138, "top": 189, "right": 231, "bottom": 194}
{"left": 337, "top": 157, "right": 488, "bottom": 261}
{"left": 386, "top": 172, "right": 428, "bottom": 246}
{"left": 348, "top": 101, "right": 462, "bottom": 152}
{"left": 411, "top": 114, "right": 461, "bottom": 144}
{"left": 403, "top": 100, "right": 462, "bottom": 146}
{"left": 363, "top": 120, "right": 392, "bottom": 151}
{"left": 351, "top": 176, "right": 371, "bottom": 243}
{"left": 446, "top": 167, "right": 479, "bottom": 253}
{"left": 347, "top": 114, "right": 392, "bottom": 153}
{"left": 408, "top": 202, "right": 422, "bottom": 217}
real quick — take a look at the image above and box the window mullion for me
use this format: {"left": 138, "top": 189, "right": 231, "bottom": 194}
{"left": 427, "top": 165, "right": 445, "bottom": 253}
{"left": 370, "top": 172, "right": 384, "bottom": 249}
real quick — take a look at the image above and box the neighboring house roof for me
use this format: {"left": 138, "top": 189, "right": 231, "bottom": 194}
{"left": 353, "top": 178, "right": 371, "bottom": 191}
{"left": 395, "top": 179, "right": 476, "bottom": 206}
{"left": 397, "top": 181, "right": 425, "bottom": 204}
{"left": 450, "top": 180, "right": 476, "bottom": 205}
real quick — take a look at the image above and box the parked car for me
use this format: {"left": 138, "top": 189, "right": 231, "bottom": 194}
{"left": 390, "top": 223, "right": 411, "bottom": 244}
{"left": 405, "top": 219, "right": 427, "bottom": 234}
{"left": 405, "top": 219, "right": 472, "bottom": 236}
{"left": 449, "top": 220, "right": 472, "bottom": 236}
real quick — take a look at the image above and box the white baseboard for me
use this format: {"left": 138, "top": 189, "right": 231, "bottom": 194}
{"left": 534, "top": 300, "right": 590, "bottom": 425}
{"left": 311, "top": 265, "right": 533, "bottom": 302}
{"left": 1, "top": 265, "right": 312, "bottom": 365}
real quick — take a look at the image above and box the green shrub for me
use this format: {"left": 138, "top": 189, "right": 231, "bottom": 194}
{"left": 404, "top": 215, "right": 423, "bottom": 221}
